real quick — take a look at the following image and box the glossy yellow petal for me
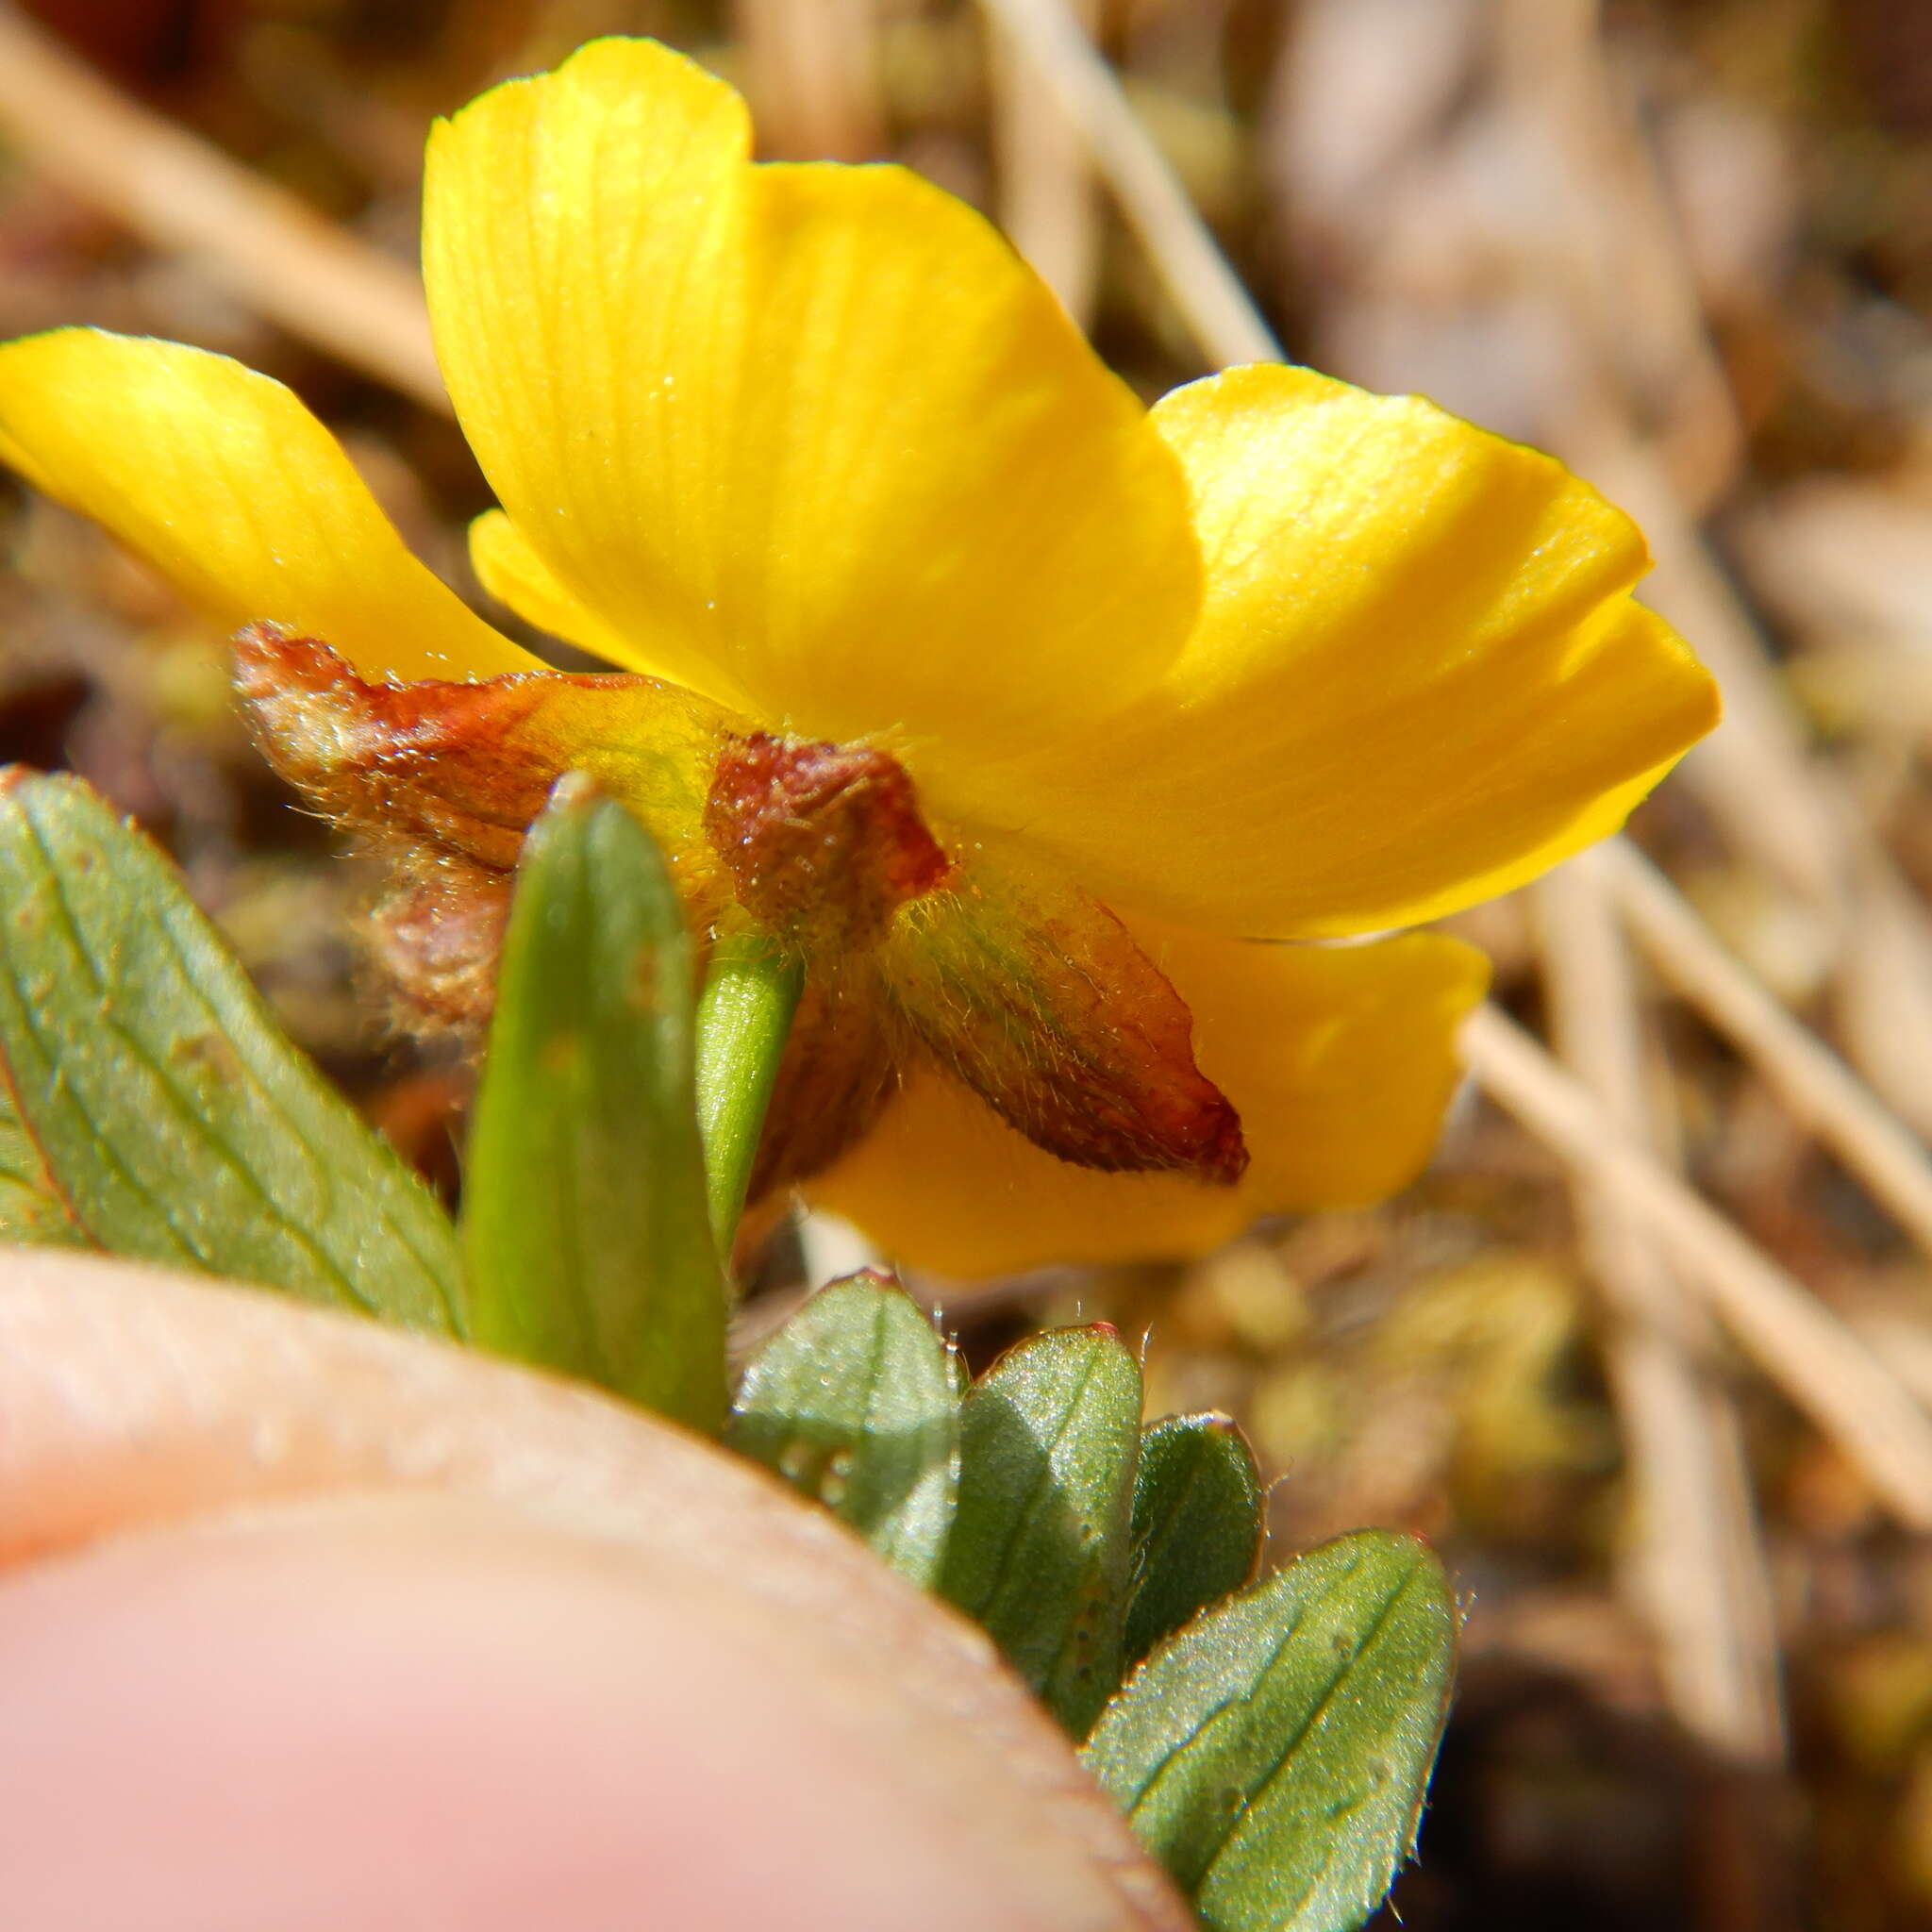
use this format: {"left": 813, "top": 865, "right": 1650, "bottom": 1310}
{"left": 468, "top": 508, "right": 657, "bottom": 671}
{"left": 808, "top": 926, "right": 1489, "bottom": 1279}
{"left": 422, "top": 37, "right": 1197, "bottom": 759}
{"left": 0, "top": 328, "right": 534, "bottom": 682}
{"left": 965, "top": 365, "right": 1718, "bottom": 939}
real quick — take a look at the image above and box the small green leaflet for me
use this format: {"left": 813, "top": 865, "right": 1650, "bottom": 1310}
{"left": 0, "top": 769, "right": 463, "bottom": 1329}
{"left": 1084, "top": 1530, "right": 1457, "bottom": 1932}
{"left": 940, "top": 1324, "right": 1141, "bottom": 1738}
{"left": 729, "top": 1271, "right": 959, "bottom": 1585}
{"left": 1125, "top": 1411, "right": 1263, "bottom": 1666}
{"left": 463, "top": 776, "right": 728, "bottom": 1434}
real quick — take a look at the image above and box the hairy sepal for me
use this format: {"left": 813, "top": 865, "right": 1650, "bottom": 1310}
{"left": 233, "top": 625, "right": 730, "bottom": 1024}
{"left": 705, "top": 731, "right": 952, "bottom": 950}
{"left": 879, "top": 844, "right": 1247, "bottom": 1185}
{"left": 235, "top": 628, "right": 1245, "bottom": 1188}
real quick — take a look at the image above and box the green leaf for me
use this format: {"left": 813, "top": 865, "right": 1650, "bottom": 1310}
{"left": 0, "top": 1080, "right": 83, "bottom": 1246}
{"left": 0, "top": 769, "right": 462, "bottom": 1328}
{"left": 463, "top": 774, "right": 727, "bottom": 1434}
{"left": 1083, "top": 1530, "right": 1457, "bottom": 1932}
{"left": 940, "top": 1324, "right": 1141, "bottom": 1737}
{"left": 1125, "top": 1411, "right": 1263, "bottom": 1666}
{"left": 728, "top": 1270, "right": 958, "bottom": 1585}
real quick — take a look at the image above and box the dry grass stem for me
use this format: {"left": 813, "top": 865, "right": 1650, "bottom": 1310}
{"left": 1481, "top": 2, "right": 1841, "bottom": 908}
{"left": 1491, "top": 0, "right": 1742, "bottom": 505}
{"left": 1539, "top": 857, "right": 1785, "bottom": 1764}
{"left": 1503, "top": 37, "right": 1932, "bottom": 1141}
{"left": 731, "top": 0, "right": 886, "bottom": 160}
{"left": 973, "top": 0, "right": 1279, "bottom": 368}
{"left": 1463, "top": 1004, "right": 1932, "bottom": 1533}
{"left": 1559, "top": 406, "right": 1846, "bottom": 914}
{"left": 1830, "top": 834, "right": 1932, "bottom": 1141}
{"left": 0, "top": 4, "right": 444, "bottom": 410}
{"left": 990, "top": 0, "right": 1103, "bottom": 325}
{"left": 989, "top": 0, "right": 1932, "bottom": 1558}
{"left": 1603, "top": 840, "right": 1932, "bottom": 1258}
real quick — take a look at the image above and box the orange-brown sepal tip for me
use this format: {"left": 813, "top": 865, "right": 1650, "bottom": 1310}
{"left": 232, "top": 623, "right": 726, "bottom": 875}
{"left": 704, "top": 731, "right": 953, "bottom": 951}
{"left": 231, "top": 623, "right": 731, "bottom": 1027}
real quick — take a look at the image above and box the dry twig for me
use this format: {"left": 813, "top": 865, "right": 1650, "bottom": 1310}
{"left": 731, "top": 0, "right": 886, "bottom": 160}
{"left": 1602, "top": 840, "right": 1932, "bottom": 1260}
{"left": 974, "top": 0, "right": 1280, "bottom": 368}
{"left": 1464, "top": 1005, "right": 1932, "bottom": 1533}
{"left": 990, "top": 0, "right": 1104, "bottom": 325}
{"left": 0, "top": 4, "right": 444, "bottom": 410}
{"left": 984, "top": 0, "right": 1932, "bottom": 1542}
{"left": 1538, "top": 855, "right": 1785, "bottom": 1763}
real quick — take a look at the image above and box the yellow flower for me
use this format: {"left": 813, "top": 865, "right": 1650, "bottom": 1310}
{"left": 0, "top": 38, "right": 1716, "bottom": 1279}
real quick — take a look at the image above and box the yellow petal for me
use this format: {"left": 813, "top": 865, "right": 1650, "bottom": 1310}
{"left": 469, "top": 508, "right": 655, "bottom": 670}
{"left": 965, "top": 364, "right": 1719, "bottom": 939}
{"left": 422, "top": 37, "right": 1198, "bottom": 759}
{"left": 808, "top": 925, "right": 1489, "bottom": 1279}
{"left": 0, "top": 328, "right": 534, "bottom": 682}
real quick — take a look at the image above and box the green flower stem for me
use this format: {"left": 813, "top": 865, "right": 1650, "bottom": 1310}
{"left": 693, "top": 929, "right": 805, "bottom": 1259}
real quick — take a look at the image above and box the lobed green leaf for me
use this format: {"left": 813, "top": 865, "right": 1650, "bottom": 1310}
{"left": 0, "top": 768, "right": 462, "bottom": 1328}
{"left": 729, "top": 1270, "right": 958, "bottom": 1585}
{"left": 462, "top": 775, "right": 727, "bottom": 1434}
{"left": 1125, "top": 1410, "right": 1263, "bottom": 1667}
{"left": 1083, "top": 1530, "right": 1457, "bottom": 1932}
{"left": 940, "top": 1324, "right": 1141, "bottom": 1737}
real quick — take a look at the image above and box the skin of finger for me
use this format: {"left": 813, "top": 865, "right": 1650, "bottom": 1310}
{"left": 0, "top": 1253, "right": 1189, "bottom": 1931}
{"left": 0, "top": 1491, "right": 1114, "bottom": 1931}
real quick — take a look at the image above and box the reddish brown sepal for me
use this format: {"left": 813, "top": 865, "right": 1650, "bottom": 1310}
{"left": 749, "top": 964, "right": 898, "bottom": 1198}
{"left": 233, "top": 624, "right": 724, "bottom": 874}
{"left": 235, "top": 625, "right": 570, "bottom": 868}
{"left": 364, "top": 855, "right": 512, "bottom": 1030}
{"left": 232, "top": 623, "right": 728, "bottom": 1029}
{"left": 878, "top": 849, "right": 1248, "bottom": 1187}
{"left": 231, "top": 626, "right": 1247, "bottom": 1191}
{"left": 704, "top": 731, "right": 952, "bottom": 953}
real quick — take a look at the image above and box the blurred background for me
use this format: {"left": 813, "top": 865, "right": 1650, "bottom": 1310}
{"left": 2, "top": 0, "right": 1931, "bottom": 1924}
